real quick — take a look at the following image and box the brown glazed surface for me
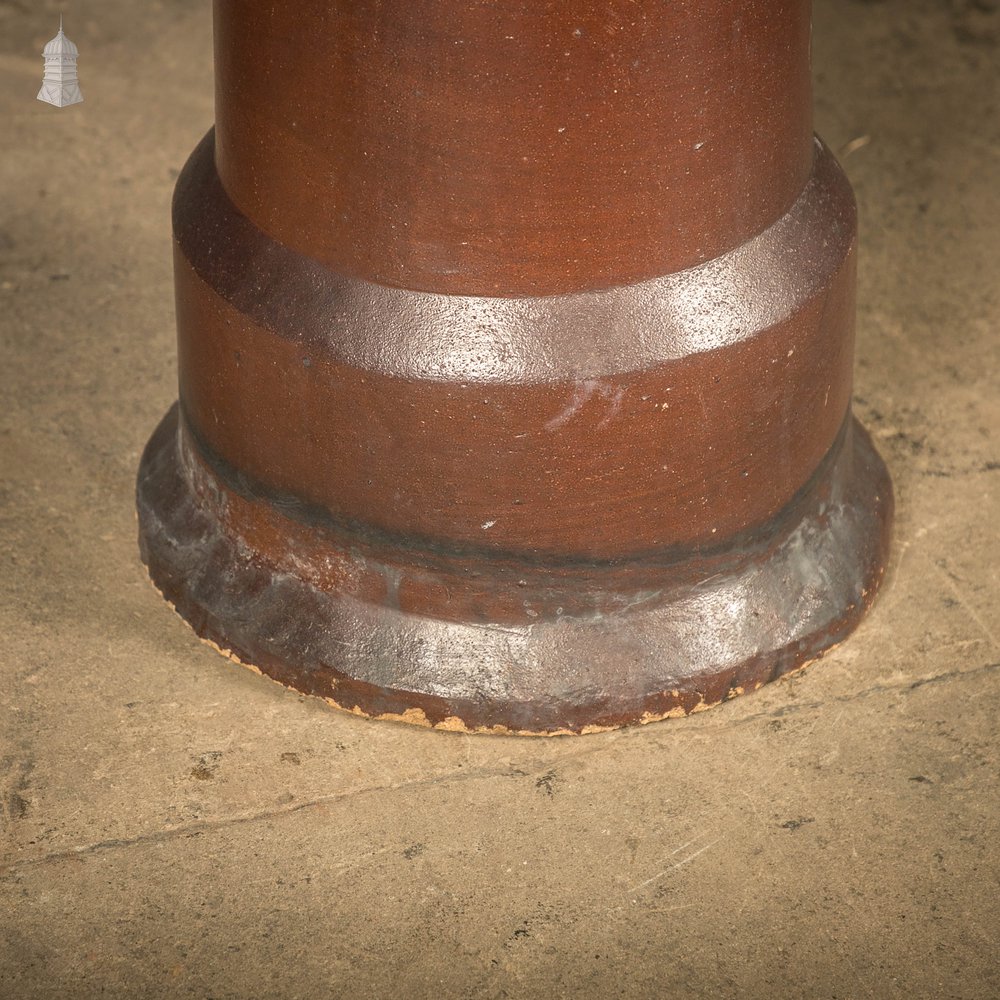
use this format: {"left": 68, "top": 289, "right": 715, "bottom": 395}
{"left": 213, "top": 0, "right": 813, "bottom": 296}
{"left": 138, "top": 405, "right": 892, "bottom": 734}
{"left": 137, "top": 0, "right": 893, "bottom": 733}
{"left": 175, "top": 132, "right": 856, "bottom": 558}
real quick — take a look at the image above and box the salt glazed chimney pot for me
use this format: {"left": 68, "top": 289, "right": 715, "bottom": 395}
{"left": 137, "top": 0, "right": 893, "bottom": 735}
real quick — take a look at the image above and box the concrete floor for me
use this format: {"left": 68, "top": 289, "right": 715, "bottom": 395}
{"left": 2, "top": 1, "right": 998, "bottom": 997}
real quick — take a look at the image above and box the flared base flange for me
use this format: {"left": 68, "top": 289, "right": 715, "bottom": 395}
{"left": 137, "top": 404, "right": 892, "bottom": 735}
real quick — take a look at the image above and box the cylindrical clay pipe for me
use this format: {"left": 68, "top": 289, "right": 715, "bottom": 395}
{"left": 137, "top": 0, "right": 893, "bottom": 734}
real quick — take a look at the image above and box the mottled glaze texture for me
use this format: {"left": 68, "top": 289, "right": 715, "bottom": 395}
{"left": 137, "top": 0, "right": 893, "bottom": 733}
{"left": 138, "top": 406, "right": 891, "bottom": 734}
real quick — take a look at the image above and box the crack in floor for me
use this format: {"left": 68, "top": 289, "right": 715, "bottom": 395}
{"left": 2, "top": 658, "right": 996, "bottom": 875}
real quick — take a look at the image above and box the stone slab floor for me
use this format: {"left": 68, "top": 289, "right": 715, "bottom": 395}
{"left": 1, "top": 1, "right": 998, "bottom": 997}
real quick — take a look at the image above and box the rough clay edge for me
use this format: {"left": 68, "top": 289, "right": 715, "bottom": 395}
{"left": 143, "top": 568, "right": 858, "bottom": 738}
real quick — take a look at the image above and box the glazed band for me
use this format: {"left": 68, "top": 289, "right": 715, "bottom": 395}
{"left": 175, "top": 132, "right": 856, "bottom": 559}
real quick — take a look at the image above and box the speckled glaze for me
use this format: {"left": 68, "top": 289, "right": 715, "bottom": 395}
{"left": 137, "top": 0, "right": 893, "bottom": 734}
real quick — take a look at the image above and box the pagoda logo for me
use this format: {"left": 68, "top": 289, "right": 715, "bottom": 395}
{"left": 38, "top": 17, "right": 83, "bottom": 108}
